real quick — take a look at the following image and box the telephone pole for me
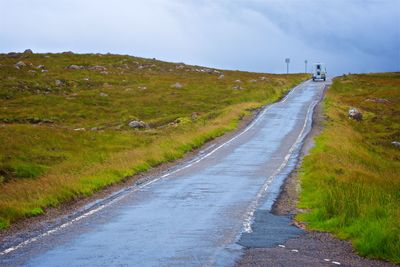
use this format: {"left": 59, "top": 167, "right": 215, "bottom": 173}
{"left": 285, "top": 58, "right": 290, "bottom": 74}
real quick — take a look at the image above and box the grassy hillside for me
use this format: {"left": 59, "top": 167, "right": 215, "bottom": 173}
{"left": 0, "top": 52, "right": 308, "bottom": 229}
{"left": 298, "top": 73, "right": 400, "bottom": 263}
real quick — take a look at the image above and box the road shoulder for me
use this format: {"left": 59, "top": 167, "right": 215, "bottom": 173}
{"left": 236, "top": 84, "right": 397, "bottom": 267}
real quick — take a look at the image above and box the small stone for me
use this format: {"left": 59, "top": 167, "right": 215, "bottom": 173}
{"left": 171, "top": 82, "right": 183, "bottom": 89}
{"left": 249, "top": 79, "right": 257, "bottom": 83}
{"left": 36, "top": 65, "right": 46, "bottom": 69}
{"left": 99, "top": 92, "right": 108, "bottom": 97}
{"left": 74, "top": 128, "right": 85, "bottom": 131}
{"left": 83, "top": 77, "right": 90, "bottom": 81}
{"left": 235, "top": 79, "right": 242, "bottom": 83}
{"left": 218, "top": 74, "right": 225, "bottom": 80}
{"left": 41, "top": 69, "right": 48, "bottom": 73}
{"left": 138, "top": 86, "right": 147, "bottom": 91}
{"left": 100, "top": 71, "right": 108, "bottom": 75}
{"left": 259, "top": 76, "right": 267, "bottom": 81}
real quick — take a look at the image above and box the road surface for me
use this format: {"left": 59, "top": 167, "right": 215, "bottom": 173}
{"left": 0, "top": 79, "right": 326, "bottom": 266}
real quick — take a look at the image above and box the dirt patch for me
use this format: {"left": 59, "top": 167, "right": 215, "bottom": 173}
{"left": 237, "top": 83, "right": 398, "bottom": 267}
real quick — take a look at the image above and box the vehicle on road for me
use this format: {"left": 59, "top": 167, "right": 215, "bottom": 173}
{"left": 312, "top": 63, "right": 326, "bottom": 81}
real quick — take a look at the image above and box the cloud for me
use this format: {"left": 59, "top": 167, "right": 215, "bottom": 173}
{"left": 0, "top": 0, "right": 399, "bottom": 75}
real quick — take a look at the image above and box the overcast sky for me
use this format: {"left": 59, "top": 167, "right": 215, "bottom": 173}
{"left": 1, "top": 0, "right": 399, "bottom": 75}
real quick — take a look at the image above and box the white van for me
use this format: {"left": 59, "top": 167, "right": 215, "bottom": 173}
{"left": 312, "top": 63, "right": 326, "bottom": 81}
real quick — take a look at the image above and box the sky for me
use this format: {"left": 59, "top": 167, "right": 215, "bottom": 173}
{"left": 1, "top": 0, "right": 399, "bottom": 75}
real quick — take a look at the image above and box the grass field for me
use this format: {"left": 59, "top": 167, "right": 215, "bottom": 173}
{"left": 297, "top": 73, "right": 400, "bottom": 263}
{"left": 0, "top": 52, "right": 308, "bottom": 229}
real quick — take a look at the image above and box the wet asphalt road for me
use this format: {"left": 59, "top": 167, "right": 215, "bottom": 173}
{"left": 0, "top": 79, "right": 326, "bottom": 266}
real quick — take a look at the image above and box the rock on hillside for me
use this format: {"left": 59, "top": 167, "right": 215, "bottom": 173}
{"left": 348, "top": 108, "right": 362, "bottom": 121}
{"left": 128, "top": 120, "right": 149, "bottom": 129}
{"left": 171, "top": 82, "right": 183, "bottom": 89}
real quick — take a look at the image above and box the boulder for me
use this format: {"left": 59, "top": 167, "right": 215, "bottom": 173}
{"left": 348, "top": 108, "right": 362, "bottom": 121}
{"left": 55, "top": 80, "right": 64, "bottom": 86}
{"left": 218, "top": 74, "right": 225, "bottom": 80}
{"left": 7, "top": 52, "right": 19, "bottom": 58}
{"left": 67, "top": 65, "right": 84, "bottom": 70}
{"left": 235, "top": 79, "right": 242, "bottom": 83}
{"left": 191, "top": 112, "right": 199, "bottom": 120}
{"left": 36, "top": 65, "right": 46, "bottom": 69}
{"left": 15, "top": 61, "right": 26, "bottom": 69}
{"left": 88, "top": 65, "right": 107, "bottom": 71}
{"left": 259, "top": 76, "right": 267, "bottom": 81}
{"left": 23, "top": 49, "right": 33, "bottom": 54}
{"left": 128, "top": 120, "right": 149, "bottom": 129}
{"left": 171, "top": 82, "right": 183, "bottom": 89}
{"left": 365, "top": 98, "right": 389, "bottom": 104}
{"left": 232, "top": 85, "right": 244, "bottom": 91}
{"left": 392, "top": 141, "right": 400, "bottom": 148}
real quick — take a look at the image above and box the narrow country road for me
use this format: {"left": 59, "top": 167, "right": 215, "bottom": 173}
{"left": 0, "top": 79, "right": 327, "bottom": 266}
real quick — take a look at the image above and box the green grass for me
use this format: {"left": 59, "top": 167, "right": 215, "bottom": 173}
{"left": 0, "top": 52, "right": 308, "bottom": 229}
{"left": 297, "top": 73, "right": 400, "bottom": 263}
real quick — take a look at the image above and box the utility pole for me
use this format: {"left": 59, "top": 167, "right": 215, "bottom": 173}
{"left": 285, "top": 58, "right": 290, "bottom": 74}
{"left": 304, "top": 60, "right": 308, "bottom": 73}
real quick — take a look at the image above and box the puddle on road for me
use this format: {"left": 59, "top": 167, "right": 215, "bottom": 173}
{"left": 238, "top": 211, "right": 304, "bottom": 248}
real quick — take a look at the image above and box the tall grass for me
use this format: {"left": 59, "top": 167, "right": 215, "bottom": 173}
{"left": 0, "top": 52, "right": 308, "bottom": 229}
{"left": 297, "top": 73, "right": 400, "bottom": 263}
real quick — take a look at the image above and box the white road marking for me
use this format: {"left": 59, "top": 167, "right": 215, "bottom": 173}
{"left": 278, "top": 245, "right": 286, "bottom": 248}
{"left": 324, "top": 259, "right": 331, "bottom": 262}
{"left": 291, "top": 249, "right": 299, "bottom": 252}
{"left": 332, "top": 261, "right": 341, "bottom": 265}
{"left": 0, "top": 80, "right": 313, "bottom": 256}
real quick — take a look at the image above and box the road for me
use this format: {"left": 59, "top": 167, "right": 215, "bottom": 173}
{"left": 0, "top": 79, "right": 326, "bottom": 266}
